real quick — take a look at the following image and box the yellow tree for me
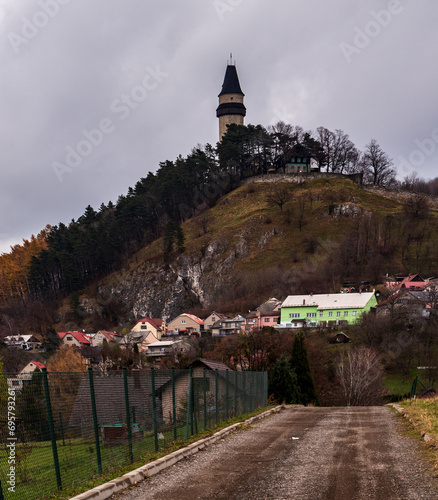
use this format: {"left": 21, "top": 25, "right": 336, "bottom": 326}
{"left": 46, "top": 346, "right": 87, "bottom": 421}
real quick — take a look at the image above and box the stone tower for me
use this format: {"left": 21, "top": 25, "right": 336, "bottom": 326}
{"left": 216, "top": 56, "right": 246, "bottom": 141}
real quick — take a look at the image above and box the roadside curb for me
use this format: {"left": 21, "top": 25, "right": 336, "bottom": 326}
{"left": 389, "top": 403, "right": 433, "bottom": 443}
{"left": 69, "top": 406, "right": 284, "bottom": 500}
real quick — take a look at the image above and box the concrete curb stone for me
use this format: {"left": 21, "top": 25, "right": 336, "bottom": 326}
{"left": 69, "top": 406, "right": 284, "bottom": 500}
{"left": 389, "top": 403, "right": 434, "bottom": 444}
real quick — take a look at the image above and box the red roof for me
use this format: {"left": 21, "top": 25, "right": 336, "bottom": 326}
{"left": 32, "top": 361, "right": 46, "bottom": 369}
{"left": 135, "top": 318, "right": 164, "bottom": 330}
{"left": 58, "top": 331, "right": 91, "bottom": 345}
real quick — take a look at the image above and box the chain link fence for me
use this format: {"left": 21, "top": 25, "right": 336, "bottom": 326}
{"left": 0, "top": 367, "right": 267, "bottom": 500}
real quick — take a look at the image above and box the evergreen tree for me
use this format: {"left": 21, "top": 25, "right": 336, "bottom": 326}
{"left": 42, "top": 326, "right": 61, "bottom": 353}
{"left": 269, "top": 356, "right": 300, "bottom": 404}
{"left": 70, "top": 291, "right": 84, "bottom": 323}
{"left": 17, "top": 369, "right": 50, "bottom": 441}
{"left": 290, "top": 333, "right": 319, "bottom": 406}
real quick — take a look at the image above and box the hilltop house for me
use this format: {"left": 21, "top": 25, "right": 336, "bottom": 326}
{"left": 211, "top": 315, "right": 245, "bottom": 336}
{"left": 166, "top": 314, "right": 204, "bottom": 336}
{"left": 284, "top": 143, "right": 319, "bottom": 174}
{"left": 279, "top": 292, "right": 377, "bottom": 328}
{"left": 385, "top": 274, "right": 428, "bottom": 291}
{"left": 242, "top": 298, "right": 281, "bottom": 332}
{"left": 120, "top": 330, "right": 164, "bottom": 353}
{"left": 130, "top": 318, "right": 165, "bottom": 339}
{"left": 90, "top": 331, "right": 123, "bottom": 347}
{"left": 377, "top": 289, "right": 432, "bottom": 320}
{"left": 203, "top": 311, "right": 228, "bottom": 331}
{"left": 57, "top": 331, "right": 91, "bottom": 348}
{"left": 4, "top": 335, "right": 41, "bottom": 350}
{"left": 7, "top": 361, "right": 46, "bottom": 391}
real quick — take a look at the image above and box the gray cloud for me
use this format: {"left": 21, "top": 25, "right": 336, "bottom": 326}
{"left": 0, "top": 0, "right": 437, "bottom": 252}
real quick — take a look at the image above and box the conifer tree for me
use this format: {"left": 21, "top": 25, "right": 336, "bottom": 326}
{"left": 290, "top": 333, "right": 319, "bottom": 406}
{"left": 269, "top": 356, "right": 300, "bottom": 404}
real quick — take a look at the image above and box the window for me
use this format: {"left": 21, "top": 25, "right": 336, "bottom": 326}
{"left": 141, "top": 325, "right": 147, "bottom": 330}
{"left": 319, "top": 313, "right": 323, "bottom": 317}
{"left": 336, "top": 312, "right": 341, "bottom": 317}
{"left": 306, "top": 313, "right": 316, "bottom": 318}
{"left": 264, "top": 318, "right": 270, "bottom": 323}
{"left": 181, "top": 320, "right": 186, "bottom": 324}
{"left": 344, "top": 311, "right": 348, "bottom": 316}
{"left": 352, "top": 311, "right": 357, "bottom": 316}
{"left": 289, "top": 313, "right": 300, "bottom": 318}
{"left": 66, "top": 336, "right": 73, "bottom": 341}
{"left": 328, "top": 312, "right": 333, "bottom": 317}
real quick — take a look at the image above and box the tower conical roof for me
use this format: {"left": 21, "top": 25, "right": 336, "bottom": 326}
{"left": 218, "top": 65, "right": 244, "bottom": 96}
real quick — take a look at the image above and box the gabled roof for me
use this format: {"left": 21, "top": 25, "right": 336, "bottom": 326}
{"left": 172, "top": 313, "right": 204, "bottom": 325}
{"left": 205, "top": 311, "right": 228, "bottom": 320}
{"left": 284, "top": 143, "right": 313, "bottom": 163}
{"left": 96, "top": 331, "right": 122, "bottom": 342}
{"left": 58, "top": 331, "right": 91, "bottom": 345}
{"left": 20, "top": 361, "right": 46, "bottom": 373}
{"left": 189, "top": 358, "right": 233, "bottom": 371}
{"left": 281, "top": 292, "right": 375, "bottom": 310}
{"left": 218, "top": 64, "right": 244, "bottom": 96}
{"left": 257, "top": 298, "right": 282, "bottom": 313}
{"left": 135, "top": 318, "right": 164, "bottom": 330}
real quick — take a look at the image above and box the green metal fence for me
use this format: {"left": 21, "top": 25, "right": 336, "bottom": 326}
{"left": 0, "top": 367, "right": 268, "bottom": 500}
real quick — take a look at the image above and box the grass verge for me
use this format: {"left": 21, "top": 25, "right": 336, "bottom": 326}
{"left": 394, "top": 397, "right": 438, "bottom": 472}
{"left": 39, "top": 406, "right": 273, "bottom": 500}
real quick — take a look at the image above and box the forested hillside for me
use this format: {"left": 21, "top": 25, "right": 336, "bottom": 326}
{"left": 1, "top": 122, "right": 437, "bottom": 336}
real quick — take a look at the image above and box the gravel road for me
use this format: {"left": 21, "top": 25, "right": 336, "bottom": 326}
{"left": 111, "top": 406, "right": 438, "bottom": 500}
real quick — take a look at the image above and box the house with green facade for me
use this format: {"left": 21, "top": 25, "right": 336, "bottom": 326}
{"left": 279, "top": 292, "right": 377, "bottom": 328}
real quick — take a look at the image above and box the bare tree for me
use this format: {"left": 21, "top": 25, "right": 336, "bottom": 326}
{"left": 266, "top": 185, "right": 293, "bottom": 211}
{"left": 336, "top": 347, "right": 386, "bottom": 405}
{"left": 361, "top": 139, "right": 396, "bottom": 186}
{"left": 317, "top": 127, "right": 360, "bottom": 173}
{"left": 403, "top": 193, "right": 431, "bottom": 220}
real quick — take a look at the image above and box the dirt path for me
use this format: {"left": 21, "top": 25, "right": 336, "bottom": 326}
{"left": 112, "top": 407, "right": 438, "bottom": 500}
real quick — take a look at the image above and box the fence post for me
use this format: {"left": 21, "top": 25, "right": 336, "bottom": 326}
{"left": 234, "top": 370, "right": 238, "bottom": 417}
{"left": 122, "top": 367, "right": 133, "bottom": 463}
{"left": 249, "top": 373, "right": 254, "bottom": 413}
{"left": 151, "top": 367, "right": 158, "bottom": 452}
{"left": 242, "top": 371, "right": 247, "bottom": 414}
{"left": 58, "top": 412, "right": 65, "bottom": 446}
{"left": 42, "top": 368, "right": 62, "bottom": 491}
{"left": 186, "top": 367, "right": 193, "bottom": 439}
{"left": 226, "top": 369, "right": 229, "bottom": 420}
{"left": 88, "top": 368, "right": 102, "bottom": 475}
{"left": 410, "top": 376, "right": 418, "bottom": 399}
{"left": 215, "top": 369, "right": 219, "bottom": 425}
{"left": 171, "top": 367, "right": 177, "bottom": 440}
{"left": 203, "top": 368, "right": 207, "bottom": 430}
{"left": 190, "top": 367, "right": 194, "bottom": 436}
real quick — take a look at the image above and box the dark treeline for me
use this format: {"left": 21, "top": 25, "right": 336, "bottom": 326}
{"left": 27, "top": 122, "right": 395, "bottom": 301}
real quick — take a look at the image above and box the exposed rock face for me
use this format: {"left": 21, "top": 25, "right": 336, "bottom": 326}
{"left": 97, "top": 236, "right": 243, "bottom": 323}
{"left": 331, "top": 203, "right": 363, "bottom": 218}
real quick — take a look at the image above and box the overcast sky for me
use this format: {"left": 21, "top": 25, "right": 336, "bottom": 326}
{"left": 1, "top": 0, "right": 437, "bottom": 253}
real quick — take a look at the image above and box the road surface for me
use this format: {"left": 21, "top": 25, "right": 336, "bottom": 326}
{"left": 112, "top": 406, "right": 438, "bottom": 499}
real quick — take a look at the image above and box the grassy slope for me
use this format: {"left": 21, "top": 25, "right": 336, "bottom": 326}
{"left": 116, "top": 178, "right": 411, "bottom": 288}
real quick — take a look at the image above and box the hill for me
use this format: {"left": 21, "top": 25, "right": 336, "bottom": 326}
{"left": 84, "top": 177, "right": 438, "bottom": 327}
